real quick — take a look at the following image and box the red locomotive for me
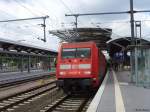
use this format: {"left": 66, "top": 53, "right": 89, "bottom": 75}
{"left": 56, "top": 42, "right": 107, "bottom": 91}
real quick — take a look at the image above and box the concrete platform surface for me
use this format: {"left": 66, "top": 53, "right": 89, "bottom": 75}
{"left": 118, "top": 71, "right": 150, "bottom": 112}
{"left": 87, "top": 70, "right": 150, "bottom": 112}
{"left": 0, "top": 70, "right": 55, "bottom": 84}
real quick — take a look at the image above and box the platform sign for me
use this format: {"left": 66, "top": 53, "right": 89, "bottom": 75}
{"left": 113, "top": 52, "right": 125, "bottom": 62}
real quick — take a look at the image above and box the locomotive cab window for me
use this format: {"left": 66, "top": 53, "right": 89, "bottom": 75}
{"left": 62, "top": 48, "right": 76, "bottom": 58}
{"left": 61, "top": 48, "right": 91, "bottom": 58}
{"left": 76, "top": 48, "right": 91, "bottom": 58}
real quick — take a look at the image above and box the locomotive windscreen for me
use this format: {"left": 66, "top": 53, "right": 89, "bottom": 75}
{"left": 62, "top": 48, "right": 91, "bottom": 58}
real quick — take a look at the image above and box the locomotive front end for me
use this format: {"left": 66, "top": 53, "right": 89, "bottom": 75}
{"left": 56, "top": 43, "right": 95, "bottom": 91}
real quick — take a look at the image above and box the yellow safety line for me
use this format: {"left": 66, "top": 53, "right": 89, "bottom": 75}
{"left": 113, "top": 71, "right": 126, "bottom": 112}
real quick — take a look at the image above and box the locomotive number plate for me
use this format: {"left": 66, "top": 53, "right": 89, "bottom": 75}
{"left": 71, "top": 64, "right": 78, "bottom": 69}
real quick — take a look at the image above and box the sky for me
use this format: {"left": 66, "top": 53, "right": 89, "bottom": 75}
{"left": 0, "top": 0, "right": 150, "bottom": 51}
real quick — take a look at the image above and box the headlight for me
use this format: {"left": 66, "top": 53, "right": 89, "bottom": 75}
{"left": 79, "top": 64, "right": 91, "bottom": 69}
{"left": 84, "top": 71, "right": 91, "bottom": 75}
{"left": 60, "top": 71, "right": 66, "bottom": 75}
{"left": 60, "top": 64, "right": 71, "bottom": 69}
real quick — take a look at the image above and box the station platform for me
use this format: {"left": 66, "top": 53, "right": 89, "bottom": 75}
{"left": 0, "top": 70, "right": 55, "bottom": 85}
{"left": 87, "top": 70, "right": 150, "bottom": 112}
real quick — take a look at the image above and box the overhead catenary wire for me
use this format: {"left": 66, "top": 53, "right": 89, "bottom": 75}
{"left": 91, "top": 22, "right": 131, "bottom": 43}
{"left": 13, "top": 0, "right": 51, "bottom": 41}
{"left": 0, "top": 23, "right": 44, "bottom": 40}
{"left": 14, "top": 0, "right": 58, "bottom": 30}
{"left": 26, "top": 0, "right": 63, "bottom": 31}
{"left": 0, "top": 2, "right": 51, "bottom": 43}
{"left": 0, "top": 8, "right": 47, "bottom": 28}
{"left": 58, "top": 0, "right": 89, "bottom": 28}
{"left": 1, "top": 0, "right": 150, "bottom": 42}
{"left": 58, "top": 0, "right": 73, "bottom": 14}
{"left": 14, "top": 0, "right": 60, "bottom": 39}
{"left": 13, "top": 0, "right": 49, "bottom": 16}
{"left": 0, "top": 9, "right": 46, "bottom": 41}
{"left": 98, "top": 22, "right": 131, "bottom": 36}
{"left": 13, "top": 0, "right": 40, "bottom": 16}
{"left": 97, "top": 20, "right": 150, "bottom": 40}
{"left": 0, "top": 3, "right": 49, "bottom": 42}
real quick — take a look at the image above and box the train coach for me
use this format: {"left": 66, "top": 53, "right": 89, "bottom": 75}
{"left": 56, "top": 41, "right": 107, "bottom": 92}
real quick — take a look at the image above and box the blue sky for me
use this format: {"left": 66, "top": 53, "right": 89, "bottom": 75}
{"left": 0, "top": 0, "right": 150, "bottom": 50}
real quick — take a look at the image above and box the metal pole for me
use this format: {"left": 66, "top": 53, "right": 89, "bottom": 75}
{"left": 135, "top": 47, "right": 138, "bottom": 85}
{"left": 135, "top": 21, "right": 137, "bottom": 44}
{"left": 140, "top": 21, "right": 142, "bottom": 44}
{"left": 130, "top": 0, "right": 135, "bottom": 45}
{"left": 28, "top": 56, "right": 31, "bottom": 73}
{"left": 36, "top": 57, "right": 38, "bottom": 69}
{"left": 21, "top": 56, "right": 23, "bottom": 72}
{"left": 43, "top": 17, "right": 46, "bottom": 42}
{"left": 0, "top": 56, "right": 2, "bottom": 71}
{"left": 48, "top": 54, "right": 51, "bottom": 71}
{"left": 75, "top": 15, "right": 78, "bottom": 37}
{"left": 130, "top": 0, "right": 135, "bottom": 82}
{"left": 135, "top": 21, "right": 142, "bottom": 45}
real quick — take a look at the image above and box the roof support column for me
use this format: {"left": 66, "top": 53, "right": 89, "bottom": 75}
{"left": 28, "top": 56, "right": 31, "bottom": 73}
{"left": 130, "top": 0, "right": 135, "bottom": 82}
{"left": 0, "top": 56, "right": 2, "bottom": 70}
{"left": 20, "top": 56, "right": 23, "bottom": 72}
{"left": 35, "top": 57, "right": 38, "bottom": 69}
{"left": 48, "top": 54, "right": 51, "bottom": 72}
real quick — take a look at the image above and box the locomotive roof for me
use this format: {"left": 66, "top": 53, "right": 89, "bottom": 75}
{"left": 61, "top": 41, "right": 96, "bottom": 48}
{"left": 62, "top": 41, "right": 95, "bottom": 45}
{"left": 49, "top": 27, "right": 112, "bottom": 50}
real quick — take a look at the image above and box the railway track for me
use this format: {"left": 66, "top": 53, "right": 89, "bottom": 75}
{"left": 40, "top": 93, "right": 93, "bottom": 112}
{"left": 0, "top": 73, "right": 55, "bottom": 89}
{"left": 0, "top": 80, "right": 57, "bottom": 112}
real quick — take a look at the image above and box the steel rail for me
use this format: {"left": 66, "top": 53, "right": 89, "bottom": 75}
{"left": 44, "top": 94, "right": 91, "bottom": 112}
{"left": 45, "top": 95, "right": 70, "bottom": 112}
{"left": 0, "top": 80, "right": 56, "bottom": 102}
{"left": 0, "top": 73, "right": 55, "bottom": 88}
{"left": 0, "top": 84, "right": 57, "bottom": 111}
{"left": 76, "top": 97, "right": 90, "bottom": 112}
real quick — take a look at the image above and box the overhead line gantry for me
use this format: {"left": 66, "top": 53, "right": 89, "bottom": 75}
{"left": 0, "top": 16, "right": 49, "bottom": 42}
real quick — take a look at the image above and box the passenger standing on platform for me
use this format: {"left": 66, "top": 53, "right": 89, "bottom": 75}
{"left": 115, "top": 62, "right": 118, "bottom": 71}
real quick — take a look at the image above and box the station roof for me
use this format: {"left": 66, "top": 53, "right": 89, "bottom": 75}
{"left": 49, "top": 27, "right": 112, "bottom": 49}
{"left": 0, "top": 38, "right": 57, "bottom": 57}
{"left": 108, "top": 37, "right": 150, "bottom": 57}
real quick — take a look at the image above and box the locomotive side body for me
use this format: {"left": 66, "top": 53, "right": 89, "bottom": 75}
{"left": 56, "top": 42, "right": 106, "bottom": 91}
